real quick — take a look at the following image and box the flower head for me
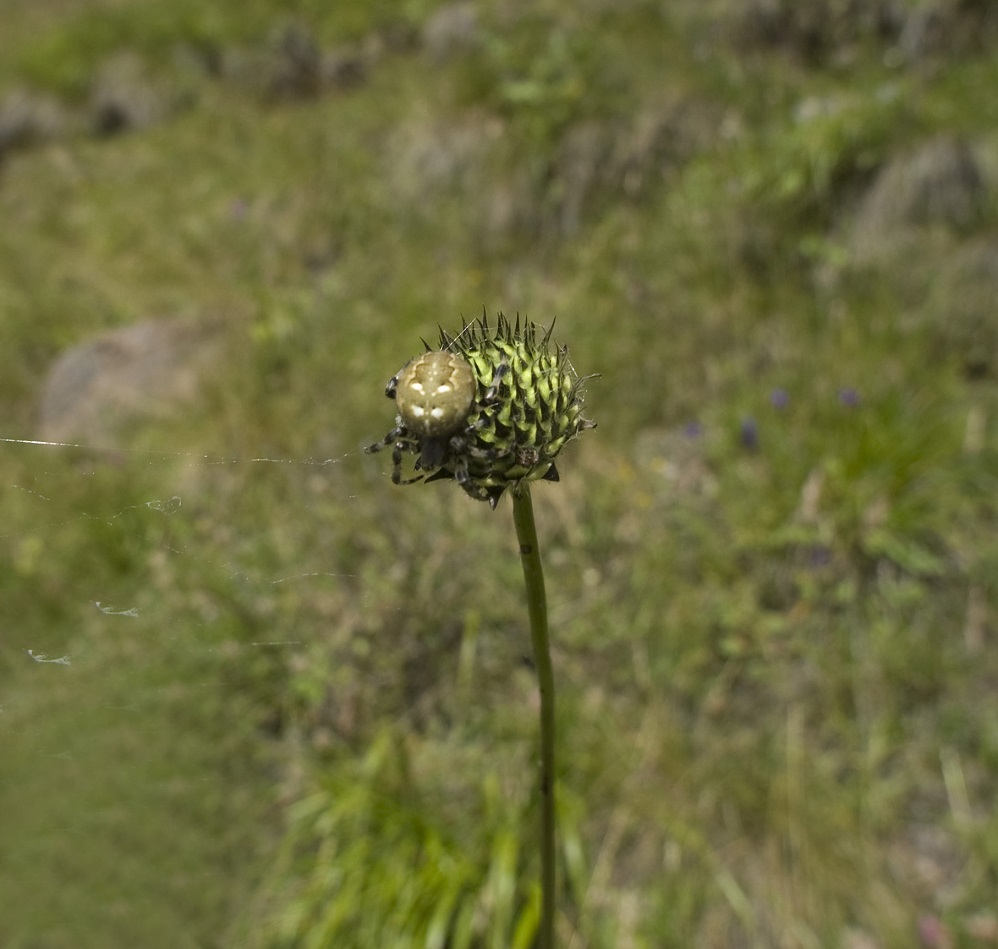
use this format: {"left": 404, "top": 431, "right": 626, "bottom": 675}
{"left": 367, "top": 312, "right": 596, "bottom": 508}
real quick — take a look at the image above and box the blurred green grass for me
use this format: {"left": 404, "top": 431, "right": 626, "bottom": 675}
{"left": 1, "top": 1, "right": 997, "bottom": 947}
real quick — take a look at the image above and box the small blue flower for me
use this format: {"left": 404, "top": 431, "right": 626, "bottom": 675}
{"left": 740, "top": 416, "right": 759, "bottom": 451}
{"left": 770, "top": 388, "right": 789, "bottom": 410}
{"left": 807, "top": 545, "right": 831, "bottom": 569}
{"left": 838, "top": 387, "right": 861, "bottom": 407}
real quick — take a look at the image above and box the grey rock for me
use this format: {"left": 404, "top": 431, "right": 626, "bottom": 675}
{"left": 924, "top": 239, "right": 998, "bottom": 379}
{"left": 0, "top": 87, "right": 69, "bottom": 157}
{"left": 422, "top": 2, "right": 479, "bottom": 62}
{"left": 39, "top": 317, "right": 226, "bottom": 443}
{"left": 850, "top": 136, "right": 986, "bottom": 259}
{"left": 90, "top": 51, "right": 173, "bottom": 135}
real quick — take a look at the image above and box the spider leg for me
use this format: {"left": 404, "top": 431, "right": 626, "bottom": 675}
{"left": 365, "top": 427, "right": 402, "bottom": 454}
{"left": 392, "top": 439, "right": 425, "bottom": 485}
{"left": 482, "top": 358, "right": 509, "bottom": 404}
{"left": 449, "top": 456, "right": 498, "bottom": 505}
{"left": 458, "top": 478, "right": 495, "bottom": 504}
{"left": 368, "top": 422, "right": 425, "bottom": 484}
{"left": 423, "top": 467, "right": 455, "bottom": 484}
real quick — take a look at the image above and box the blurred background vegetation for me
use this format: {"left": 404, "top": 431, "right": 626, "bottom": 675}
{"left": 1, "top": 0, "right": 997, "bottom": 946}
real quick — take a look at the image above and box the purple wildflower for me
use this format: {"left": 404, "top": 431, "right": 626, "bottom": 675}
{"left": 770, "top": 387, "right": 789, "bottom": 410}
{"left": 838, "top": 387, "right": 861, "bottom": 407}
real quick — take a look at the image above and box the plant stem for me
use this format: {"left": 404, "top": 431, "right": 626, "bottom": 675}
{"left": 511, "top": 484, "right": 556, "bottom": 949}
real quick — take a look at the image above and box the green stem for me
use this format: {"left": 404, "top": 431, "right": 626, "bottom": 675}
{"left": 511, "top": 484, "right": 556, "bottom": 949}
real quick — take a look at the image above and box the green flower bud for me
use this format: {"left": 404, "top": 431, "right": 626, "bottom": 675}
{"left": 367, "top": 312, "right": 596, "bottom": 508}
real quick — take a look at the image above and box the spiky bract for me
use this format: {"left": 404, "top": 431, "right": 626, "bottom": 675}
{"left": 438, "top": 313, "right": 595, "bottom": 498}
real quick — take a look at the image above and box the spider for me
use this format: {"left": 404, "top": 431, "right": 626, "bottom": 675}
{"left": 366, "top": 350, "right": 510, "bottom": 504}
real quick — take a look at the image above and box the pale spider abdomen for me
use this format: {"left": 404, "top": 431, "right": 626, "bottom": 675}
{"left": 393, "top": 351, "right": 476, "bottom": 439}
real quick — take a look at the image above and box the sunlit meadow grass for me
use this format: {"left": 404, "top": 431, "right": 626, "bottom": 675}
{"left": 1, "top": 1, "right": 997, "bottom": 947}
